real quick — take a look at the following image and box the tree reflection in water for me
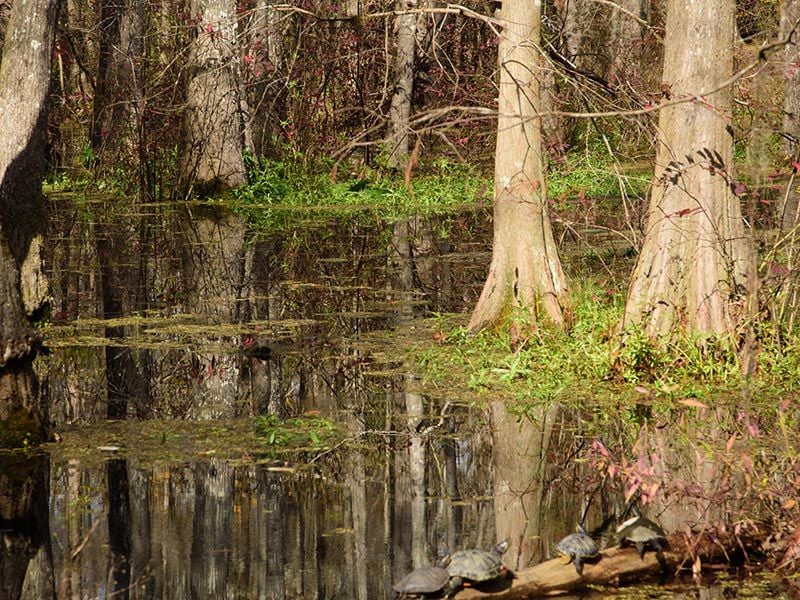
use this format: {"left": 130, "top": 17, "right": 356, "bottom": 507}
{"left": 35, "top": 404, "right": 493, "bottom": 599}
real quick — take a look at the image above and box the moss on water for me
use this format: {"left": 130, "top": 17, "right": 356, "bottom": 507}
{"left": 43, "top": 417, "right": 347, "bottom": 467}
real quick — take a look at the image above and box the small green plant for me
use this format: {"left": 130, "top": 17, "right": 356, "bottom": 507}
{"left": 617, "top": 328, "right": 666, "bottom": 383}
{"left": 255, "top": 413, "right": 339, "bottom": 451}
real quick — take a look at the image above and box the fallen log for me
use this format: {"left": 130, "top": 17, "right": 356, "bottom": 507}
{"left": 453, "top": 532, "right": 753, "bottom": 599}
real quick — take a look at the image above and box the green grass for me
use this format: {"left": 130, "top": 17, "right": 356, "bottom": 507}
{"left": 547, "top": 155, "right": 651, "bottom": 202}
{"left": 255, "top": 413, "right": 341, "bottom": 453}
{"left": 410, "top": 278, "right": 800, "bottom": 419}
{"left": 232, "top": 154, "right": 655, "bottom": 235}
{"left": 232, "top": 157, "right": 492, "bottom": 234}
{"left": 44, "top": 151, "right": 656, "bottom": 238}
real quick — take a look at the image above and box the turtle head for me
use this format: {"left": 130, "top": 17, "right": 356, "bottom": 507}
{"left": 494, "top": 539, "right": 509, "bottom": 556}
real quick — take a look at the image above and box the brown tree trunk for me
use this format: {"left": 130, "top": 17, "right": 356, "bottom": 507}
{"left": 0, "top": 455, "right": 54, "bottom": 599}
{"left": 781, "top": 0, "right": 800, "bottom": 233}
{"left": 182, "top": 0, "right": 247, "bottom": 192}
{"left": 607, "top": 0, "right": 646, "bottom": 82}
{"left": 558, "top": 0, "right": 592, "bottom": 66}
{"left": 177, "top": 0, "right": 248, "bottom": 418}
{"left": 92, "top": 0, "right": 144, "bottom": 168}
{"left": 776, "top": 0, "right": 800, "bottom": 327}
{"left": 244, "top": 0, "right": 286, "bottom": 157}
{"left": 622, "top": 0, "right": 751, "bottom": 339}
{"left": 0, "top": 0, "right": 59, "bottom": 447}
{"left": 386, "top": 0, "right": 418, "bottom": 170}
{"left": 469, "top": 0, "right": 569, "bottom": 332}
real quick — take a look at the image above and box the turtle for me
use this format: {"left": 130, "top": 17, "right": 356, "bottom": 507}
{"left": 444, "top": 539, "right": 509, "bottom": 596}
{"left": 392, "top": 556, "right": 451, "bottom": 597}
{"left": 616, "top": 506, "right": 668, "bottom": 570}
{"left": 556, "top": 525, "right": 600, "bottom": 576}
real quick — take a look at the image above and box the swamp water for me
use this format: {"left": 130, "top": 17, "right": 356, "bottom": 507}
{"left": 0, "top": 196, "right": 793, "bottom": 598}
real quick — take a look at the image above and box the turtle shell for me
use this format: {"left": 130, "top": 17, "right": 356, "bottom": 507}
{"left": 556, "top": 528, "right": 599, "bottom": 575}
{"left": 556, "top": 530, "right": 599, "bottom": 560}
{"left": 392, "top": 563, "right": 450, "bottom": 595}
{"left": 446, "top": 540, "right": 508, "bottom": 582}
{"left": 616, "top": 508, "right": 666, "bottom": 546}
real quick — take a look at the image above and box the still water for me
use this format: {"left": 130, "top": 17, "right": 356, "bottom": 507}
{"left": 1, "top": 201, "right": 794, "bottom": 598}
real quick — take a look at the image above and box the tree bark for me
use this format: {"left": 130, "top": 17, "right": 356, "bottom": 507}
{"left": 386, "top": 0, "right": 418, "bottom": 170}
{"left": 242, "top": 0, "right": 286, "bottom": 157}
{"left": 622, "top": 0, "right": 751, "bottom": 339}
{"left": 182, "top": 0, "right": 247, "bottom": 192}
{"left": 607, "top": 0, "right": 646, "bottom": 82}
{"left": 92, "top": 0, "right": 145, "bottom": 168}
{"left": 558, "top": 0, "right": 592, "bottom": 67}
{"left": 781, "top": 0, "right": 800, "bottom": 233}
{"left": 469, "top": 0, "right": 569, "bottom": 332}
{"left": 0, "top": 455, "right": 54, "bottom": 600}
{"left": 0, "top": 0, "right": 59, "bottom": 447}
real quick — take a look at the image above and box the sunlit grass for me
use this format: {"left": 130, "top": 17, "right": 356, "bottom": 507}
{"left": 231, "top": 157, "right": 491, "bottom": 234}
{"left": 408, "top": 278, "right": 800, "bottom": 419}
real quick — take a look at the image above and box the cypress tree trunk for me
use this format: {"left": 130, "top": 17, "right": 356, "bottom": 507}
{"left": 182, "top": 0, "right": 247, "bottom": 192}
{"left": 780, "top": 0, "right": 800, "bottom": 233}
{"left": 469, "top": 0, "right": 569, "bottom": 333}
{"left": 386, "top": 0, "right": 417, "bottom": 170}
{"left": 622, "top": 0, "right": 751, "bottom": 339}
{"left": 0, "top": 0, "right": 59, "bottom": 447}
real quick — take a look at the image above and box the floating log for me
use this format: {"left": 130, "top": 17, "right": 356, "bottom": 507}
{"left": 453, "top": 533, "right": 751, "bottom": 599}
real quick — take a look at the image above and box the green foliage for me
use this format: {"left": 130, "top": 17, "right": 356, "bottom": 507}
{"left": 547, "top": 154, "right": 651, "bottom": 202}
{"left": 616, "top": 328, "right": 666, "bottom": 384}
{"left": 416, "top": 281, "right": 624, "bottom": 409}
{"left": 233, "top": 157, "right": 491, "bottom": 235}
{"left": 255, "top": 413, "right": 339, "bottom": 451}
{"left": 413, "top": 279, "right": 800, "bottom": 415}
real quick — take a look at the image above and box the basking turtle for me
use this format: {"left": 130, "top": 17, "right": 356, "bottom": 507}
{"left": 616, "top": 506, "right": 668, "bottom": 570}
{"left": 556, "top": 525, "right": 600, "bottom": 576}
{"left": 445, "top": 540, "right": 508, "bottom": 596}
{"left": 393, "top": 556, "right": 451, "bottom": 597}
